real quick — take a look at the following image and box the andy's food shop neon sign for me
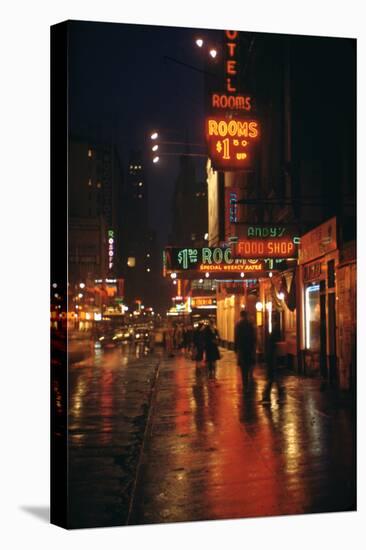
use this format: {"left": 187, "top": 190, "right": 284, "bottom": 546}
{"left": 235, "top": 238, "right": 297, "bottom": 258}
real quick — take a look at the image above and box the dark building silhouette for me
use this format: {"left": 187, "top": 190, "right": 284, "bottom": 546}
{"left": 170, "top": 153, "right": 208, "bottom": 247}
{"left": 68, "top": 136, "right": 124, "bottom": 284}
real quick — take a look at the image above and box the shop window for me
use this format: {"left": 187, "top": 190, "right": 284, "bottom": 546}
{"left": 305, "top": 283, "right": 321, "bottom": 350}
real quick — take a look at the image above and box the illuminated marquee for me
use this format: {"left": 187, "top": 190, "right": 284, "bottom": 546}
{"left": 191, "top": 297, "right": 217, "bottom": 308}
{"left": 206, "top": 116, "right": 259, "bottom": 170}
{"left": 164, "top": 246, "right": 264, "bottom": 273}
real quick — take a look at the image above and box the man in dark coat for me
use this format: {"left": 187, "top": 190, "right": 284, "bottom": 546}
{"left": 234, "top": 310, "right": 256, "bottom": 389}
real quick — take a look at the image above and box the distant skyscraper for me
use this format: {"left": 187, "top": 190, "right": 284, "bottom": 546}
{"left": 68, "top": 136, "right": 124, "bottom": 282}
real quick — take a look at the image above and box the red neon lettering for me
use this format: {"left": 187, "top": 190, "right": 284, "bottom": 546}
{"left": 227, "top": 60, "right": 237, "bottom": 75}
{"left": 212, "top": 94, "right": 220, "bottom": 108}
{"left": 227, "top": 42, "right": 236, "bottom": 56}
{"left": 227, "top": 78, "right": 236, "bottom": 92}
{"left": 225, "top": 30, "right": 238, "bottom": 40}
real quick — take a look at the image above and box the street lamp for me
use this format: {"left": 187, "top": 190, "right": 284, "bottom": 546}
{"left": 153, "top": 156, "right": 160, "bottom": 163}
{"left": 195, "top": 38, "right": 204, "bottom": 47}
{"left": 209, "top": 49, "right": 217, "bottom": 58}
{"left": 152, "top": 144, "right": 159, "bottom": 152}
{"left": 151, "top": 132, "right": 158, "bottom": 140}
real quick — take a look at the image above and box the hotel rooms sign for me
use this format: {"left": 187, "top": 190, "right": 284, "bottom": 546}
{"left": 164, "top": 247, "right": 264, "bottom": 274}
{"left": 206, "top": 30, "right": 259, "bottom": 170}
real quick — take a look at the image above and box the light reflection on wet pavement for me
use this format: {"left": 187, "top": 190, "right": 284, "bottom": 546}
{"left": 67, "top": 344, "right": 355, "bottom": 528}
{"left": 68, "top": 343, "right": 160, "bottom": 528}
{"left": 130, "top": 348, "right": 355, "bottom": 525}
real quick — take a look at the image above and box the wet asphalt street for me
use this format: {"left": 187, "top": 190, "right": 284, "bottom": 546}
{"left": 68, "top": 342, "right": 356, "bottom": 529}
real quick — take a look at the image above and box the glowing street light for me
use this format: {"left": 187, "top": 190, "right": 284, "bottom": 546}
{"left": 209, "top": 49, "right": 217, "bottom": 58}
{"left": 170, "top": 272, "right": 177, "bottom": 279}
{"left": 153, "top": 156, "right": 160, "bottom": 163}
{"left": 195, "top": 38, "right": 204, "bottom": 47}
{"left": 79, "top": 282, "right": 85, "bottom": 289}
{"left": 152, "top": 144, "right": 159, "bottom": 152}
{"left": 151, "top": 132, "right": 158, "bottom": 140}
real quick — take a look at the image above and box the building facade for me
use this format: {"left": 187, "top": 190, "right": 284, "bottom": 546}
{"left": 206, "top": 31, "right": 356, "bottom": 389}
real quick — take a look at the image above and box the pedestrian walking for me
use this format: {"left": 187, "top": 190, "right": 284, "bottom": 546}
{"left": 261, "top": 324, "right": 285, "bottom": 404}
{"left": 165, "top": 324, "right": 175, "bottom": 357}
{"left": 203, "top": 320, "right": 221, "bottom": 377}
{"left": 192, "top": 322, "right": 205, "bottom": 369}
{"left": 234, "top": 310, "right": 257, "bottom": 390}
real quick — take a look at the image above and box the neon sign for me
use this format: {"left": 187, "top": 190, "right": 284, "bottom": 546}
{"left": 198, "top": 263, "right": 264, "bottom": 273}
{"left": 206, "top": 116, "right": 259, "bottom": 170}
{"left": 225, "top": 30, "right": 238, "bottom": 92}
{"left": 191, "top": 297, "right": 217, "bottom": 308}
{"left": 235, "top": 239, "right": 297, "bottom": 258}
{"left": 229, "top": 191, "right": 238, "bottom": 223}
{"left": 108, "top": 229, "right": 115, "bottom": 271}
{"left": 205, "top": 30, "right": 260, "bottom": 170}
{"left": 165, "top": 246, "right": 263, "bottom": 271}
{"left": 212, "top": 94, "right": 251, "bottom": 111}
{"left": 211, "top": 30, "right": 253, "bottom": 112}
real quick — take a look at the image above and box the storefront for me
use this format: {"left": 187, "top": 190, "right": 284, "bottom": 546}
{"left": 259, "top": 269, "right": 297, "bottom": 368}
{"left": 336, "top": 242, "right": 356, "bottom": 391}
{"left": 298, "top": 217, "right": 338, "bottom": 383}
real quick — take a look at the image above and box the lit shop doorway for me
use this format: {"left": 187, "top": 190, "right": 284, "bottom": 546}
{"left": 304, "top": 281, "right": 326, "bottom": 377}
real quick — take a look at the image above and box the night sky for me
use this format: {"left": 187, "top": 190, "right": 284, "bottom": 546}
{"left": 69, "top": 20, "right": 222, "bottom": 243}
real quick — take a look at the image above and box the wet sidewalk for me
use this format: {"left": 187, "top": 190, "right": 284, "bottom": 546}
{"left": 67, "top": 347, "right": 161, "bottom": 528}
{"left": 130, "top": 348, "right": 356, "bottom": 525}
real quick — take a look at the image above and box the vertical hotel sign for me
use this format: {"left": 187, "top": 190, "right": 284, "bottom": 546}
{"left": 108, "top": 229, "right": 115, "bottom": 271}
{"left": 206, "top": 30, "right": 260, "bottom": 171}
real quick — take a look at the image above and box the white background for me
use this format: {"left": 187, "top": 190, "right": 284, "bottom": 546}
{"left": 0, "top": 1, "right": 364, "bottom": 548}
